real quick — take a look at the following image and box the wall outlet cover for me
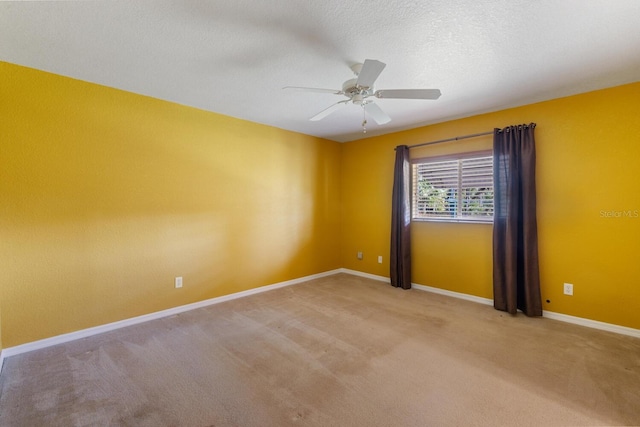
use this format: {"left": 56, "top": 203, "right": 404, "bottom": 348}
{"left": 563, "top": 283, "right": 573, "bottom": 296}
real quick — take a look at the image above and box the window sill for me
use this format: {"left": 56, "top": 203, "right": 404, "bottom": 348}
{"left": 412, "top": 218, "right": 493, "bottom": 224}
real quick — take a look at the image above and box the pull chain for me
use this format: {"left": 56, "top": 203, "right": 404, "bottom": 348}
{"left": 362, "top": 105, "right": 367, "bottom": 134}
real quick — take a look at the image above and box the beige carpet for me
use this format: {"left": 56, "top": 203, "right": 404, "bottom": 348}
{"left": 1, "top": 273, "right": 639, "bottom": 426}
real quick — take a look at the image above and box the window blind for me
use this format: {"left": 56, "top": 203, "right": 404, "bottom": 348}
{"left": 412, "top": 154, "right": 493, "bottom": 222}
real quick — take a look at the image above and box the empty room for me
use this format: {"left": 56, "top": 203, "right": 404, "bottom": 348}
{"left": 1, "top": 1, "right": 639, "bottom": 425}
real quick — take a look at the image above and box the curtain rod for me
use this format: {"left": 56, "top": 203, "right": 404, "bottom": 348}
{"left": 404, "top": 130, "right": 493, "bottom": 150}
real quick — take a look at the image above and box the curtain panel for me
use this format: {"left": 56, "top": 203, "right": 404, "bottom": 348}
{"left": 493, "top": 123, "right": 542, "bottom": 316}
{"left": 390, "top": 145, "right": 412, "bottom": 289}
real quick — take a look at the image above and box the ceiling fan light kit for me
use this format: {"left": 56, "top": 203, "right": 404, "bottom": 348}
{"left": 284, "top": 59, "right": 441, "bottom": 133}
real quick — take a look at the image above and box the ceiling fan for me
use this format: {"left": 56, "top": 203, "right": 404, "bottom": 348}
{"left": 284, "top": 59, "right": 441, "bottom": 132}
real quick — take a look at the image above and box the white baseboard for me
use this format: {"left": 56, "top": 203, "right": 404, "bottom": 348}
{"left": 542, "top": 310, "right": 640, "bottom": 338}
{"left": 2, "top": 268, "right": 638, "bottom": 373}
{"left": 339, "top": 268, "right": 640, "bottom": 339}
{"left": 337, "top": 268, "right": 388, "bottom": 283}
{"left": 339, "top": 268, "right": 493, "bottom": 305}
{"left": 411, "top": 282, "right": 494, "bottom": 306}
{"left": 0, "top": 269, "right": 342, "bottom": 364}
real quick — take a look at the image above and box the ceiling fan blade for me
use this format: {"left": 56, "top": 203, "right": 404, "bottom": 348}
{"left": 310, "top": 100, "right": 349, "bottom": 121}
{"left": 356, "top": 59, "right": 386, "bottom": 89}
{"left": 364, "top": 102, "right": 391, "bottom": 125}
{"left": 283, "top": 86, "right": 343, "bottom": 95}
{"left": 375, "top": 89, "right": 442, "bottom": 100}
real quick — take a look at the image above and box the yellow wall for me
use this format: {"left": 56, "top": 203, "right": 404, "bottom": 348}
{"left": 0, "top": 62, "right": 342, "bottom": 347}
{"left": 341, "top": 82, "right": 640, "bottom": 330}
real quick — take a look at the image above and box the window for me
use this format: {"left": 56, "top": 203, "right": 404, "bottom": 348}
{"left": 412, "top": 151, "right": 494, "bottom": 223}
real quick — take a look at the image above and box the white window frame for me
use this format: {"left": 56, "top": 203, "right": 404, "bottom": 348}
{"left": 411, "top": 150, "right": 494, "bottom": 224}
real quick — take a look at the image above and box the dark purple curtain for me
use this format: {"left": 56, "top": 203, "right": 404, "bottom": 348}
{"left": 493, "top": 123, "right": 542, "bottom": 316}
{"left": 390, "top": 145, "right": 412, "bottom": 289}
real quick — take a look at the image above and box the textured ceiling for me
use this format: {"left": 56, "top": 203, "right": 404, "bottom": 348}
{"left": 1, "top": 0, "right": 640, "bottom": 142}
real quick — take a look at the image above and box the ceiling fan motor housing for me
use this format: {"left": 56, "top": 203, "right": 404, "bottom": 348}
{"left": 342, "top": 78, "right": 374, "bottom": 101}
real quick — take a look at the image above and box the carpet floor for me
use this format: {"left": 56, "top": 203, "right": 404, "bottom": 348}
{"left": 1, "top": 273, "right": 639, "bottom": 426}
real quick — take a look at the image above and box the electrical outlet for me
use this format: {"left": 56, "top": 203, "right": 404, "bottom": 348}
{"left": 563, "top": 283, "right": 573, "bottom": 296}
{"left": 378, "top": 255, "right": 383, "bottom": 264}
{"left": 357, "top": 251, "right": 363, "bottom": 260}
{"left": 175, "top": 276, "right": 183, "bottom": 289}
